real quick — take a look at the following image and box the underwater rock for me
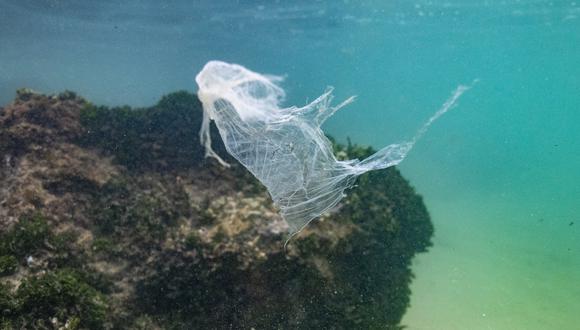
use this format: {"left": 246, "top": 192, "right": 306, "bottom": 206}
{"left": 0, "top": 89, "right": 433, "bottom": 329}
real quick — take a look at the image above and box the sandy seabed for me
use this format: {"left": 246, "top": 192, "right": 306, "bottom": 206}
{"left": 403, "top": 197, "right": 580, "bottom": 330}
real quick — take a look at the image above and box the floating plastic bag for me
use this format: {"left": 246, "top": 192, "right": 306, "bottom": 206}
{"left": 196, "top": 61, "right": 472, "bottom": 236}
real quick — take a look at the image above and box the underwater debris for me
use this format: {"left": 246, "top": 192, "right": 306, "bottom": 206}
{"left": 196, "top": 61, "right": 473, "bottom": 235}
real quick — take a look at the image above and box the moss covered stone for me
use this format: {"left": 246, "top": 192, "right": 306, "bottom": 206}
{"left": 1, "top": 90, "right": 434, "bottom": 329}
{"left": 129, "top": 140, "right": 432, "bottom": 329}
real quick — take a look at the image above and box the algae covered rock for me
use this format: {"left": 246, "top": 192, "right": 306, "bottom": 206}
{"left": 0, "top": 89, "right": 433, "bottom": 329}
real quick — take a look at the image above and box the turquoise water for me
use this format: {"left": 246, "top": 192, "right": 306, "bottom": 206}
{"left": 1, "top": 1, "right": 579, "bottom": 328}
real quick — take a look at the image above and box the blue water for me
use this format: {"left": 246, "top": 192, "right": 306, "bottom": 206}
{"left": 1, "top": 1, "right": 579, "bottom": 328}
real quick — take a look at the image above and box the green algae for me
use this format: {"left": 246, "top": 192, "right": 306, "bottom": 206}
{"left": 1, "top": 269, "right": 108, "bottom": 329}
{"left": 0, "top": 215, "right": 50, "bottom": 258}
{"left": 0, "top": 257, "right": 17, "bottom": 277}
{"left": 79, "top": 91, "right": 227, "bottom": 170}
{"left": 0, "top": 214, "right": 113, "bottom": 329}
{"left": 90, "top": 176, "right": 191, "bottom": 242}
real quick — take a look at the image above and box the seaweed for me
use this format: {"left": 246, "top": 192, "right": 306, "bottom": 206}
{"left": 5, "top": 269, "right": 108, "bottom": 329}
{"left": 78, "top": 91, "right": 228, "bottom": 170}
{"left": 89, "top": 176, "right": 190, "bottom": 242}
{"left": 0, "top": 214, "right": 51, "bottom": 258}
{"left": 0, "top": 213, "right": 114, "bottom": 328}
{"left": 0, "top": 214, "right": 84, "bottom": 271}
{"left": 0, "top": 257, "right": 18, "bottom": 277}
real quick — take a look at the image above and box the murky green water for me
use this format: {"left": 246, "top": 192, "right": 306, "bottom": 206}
{"left": 1, "top": 1, "right": 579, "bottom": 328}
